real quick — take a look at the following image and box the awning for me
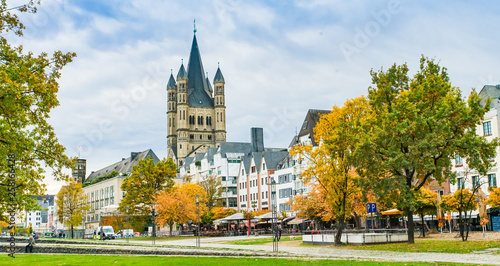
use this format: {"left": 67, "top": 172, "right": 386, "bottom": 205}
{"left": 381, "top": 209, "right": 404, "bottom": 215}
{"left": 221, "top": 213, "right": 245, "bottom": 221}
{"left": 288, "top": 217, "right": 306, "bottom": 225}
{"left": 255, "top": 212, "right": 275, "bottom": 219}
{"left": 282, "top": 216, "right": 295, "bottom": 222}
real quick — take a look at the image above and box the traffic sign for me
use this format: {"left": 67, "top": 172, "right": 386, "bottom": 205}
{"left": 367, "top": 203, "right": 377, "bottom": 213}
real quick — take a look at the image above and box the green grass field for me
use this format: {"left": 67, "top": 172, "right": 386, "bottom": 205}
{"left": 0, "top": 255, "right": 478, "bottom": 266}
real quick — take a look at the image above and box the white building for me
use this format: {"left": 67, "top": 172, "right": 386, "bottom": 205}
{"left": 82, "top": 149, "right": 160, "bottom": 229}
{"left": 451, "top": 85, "right": 500, "bottom": 197}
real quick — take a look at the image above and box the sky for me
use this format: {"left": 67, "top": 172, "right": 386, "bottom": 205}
{"left": 8, "top": 0, "right": 500, "bottom": 194}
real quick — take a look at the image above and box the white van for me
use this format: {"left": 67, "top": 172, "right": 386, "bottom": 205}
{"left": 97, "top": 226, "right": 115, "bottom": 240}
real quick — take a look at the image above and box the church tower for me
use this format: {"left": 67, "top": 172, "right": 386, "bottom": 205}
{"left": 167, "top": 25, "right": 227, "bottom": 167}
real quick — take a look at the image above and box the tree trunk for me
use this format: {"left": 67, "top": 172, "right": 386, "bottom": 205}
{"left": 169, "top": 223, "right": 173, "bottom": 237}
{"left": 407, "top": 207, "right": 415, "bottom": 244}
{"left": 334, "top": 216, "right": 345, "bottom": 246}
{"left": 420, "top": 213, "right": 425, "bottom": 237}
{"left": 459, "top": 211, "right": 465, "bottom": 241}
{"left": 71, "top": 225, "right": 74, "bottom": 239}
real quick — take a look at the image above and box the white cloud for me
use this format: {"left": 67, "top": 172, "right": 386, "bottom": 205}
{"left": 10, "top": 0, "right": 500, "bottom": 195}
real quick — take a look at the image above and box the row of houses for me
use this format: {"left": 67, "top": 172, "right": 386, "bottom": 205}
{"left": 20, "top": 84, "right": 500, "bottom": 233}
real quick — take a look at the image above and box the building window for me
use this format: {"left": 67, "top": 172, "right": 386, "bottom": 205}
{"left": 208, "top": 135, "right": 212, "bottom": 140}
{"left": 472, "top": 176, "right": 480, "bottom": 188}
{"left": 200, "top": 135, "right": 202, "bottom": 140}
{"left": 489, "top": 174, "right": 497, "bottom": 187}
{"left": 484, "top": 121, "right": 492, "bottom": 136}
{"left": 251, "top": 166, "right": 256, "bottom": 173}
{"left": 455, "top": 155, "right": 463, "bottom": 166}
{"left": 457, "top": 177, "right": 464, "bottom": 190}
{"left": 190, "top": 134, "right": 194, "bottom": 139}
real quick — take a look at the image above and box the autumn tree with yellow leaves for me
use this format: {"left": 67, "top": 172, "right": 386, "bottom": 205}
{"left": 486, "top": 187, "right": 500, "bottom": 208}
{"left": 56, "top": 180, "right": 89, "bottom": 239}
{"left": 155, "top": 183, "right": 207, "bottom": 236}
{"left": 440, "top": 189, "right": 478, "bottom": 241}
{"left": 291, "top": 97, "right": 368, "bottom": 245}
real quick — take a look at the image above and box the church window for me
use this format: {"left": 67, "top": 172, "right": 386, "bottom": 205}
{"left": 183, "top": 110, "right": 185, "bottom": 120}
{"left": 217, "top": 113, "right": 219, "bottom": 122}
{"left": 190, "top": 134, "right": 194, "bottom": 139}
{"left": 179, "top": 144, "right": 182, "bottom": 149}
{"left": 200, "top": 135, "right": 202, "bottom": 140}
{"left": 208, "top": 135, "right": 212, "bottom": 140}
{"left": 192, "top": 146, "right": 194, "bottom": 150}
{"left": 173, "top": 118, "right": 175, "bottom": 127}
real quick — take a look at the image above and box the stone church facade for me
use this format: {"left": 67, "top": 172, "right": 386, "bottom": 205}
{"left": 167, "top": 30, "right": 226, "bottom": 166}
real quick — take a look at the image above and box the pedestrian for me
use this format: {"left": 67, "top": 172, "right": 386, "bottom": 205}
{"left": 63, "top": 233, "right": 65, "bottom": 238}
{"left": 93, "top": 230, "right": 96, "bottom": 240}
{"left": 25, "top": 235, "right": 35, "bottom": 253}
{"left": 278, "top": 225, "right": 282, "bottom": 241}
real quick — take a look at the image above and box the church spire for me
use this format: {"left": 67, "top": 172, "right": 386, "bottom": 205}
{"left": 186, "top": 29, "right": 213, "bottom": 107}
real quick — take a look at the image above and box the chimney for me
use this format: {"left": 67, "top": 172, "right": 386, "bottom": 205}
{"left": 251, "top": 127, "right": 264, "bottom": 152}
{"left": 131, "top": 152, "right": 139, "bottom": 160}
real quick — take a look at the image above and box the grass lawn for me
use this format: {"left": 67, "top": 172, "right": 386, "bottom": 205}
{"left": 0, "top": 255, "right": 478, "bottom": 266}
{"left": 224, "top": 236, "right": 303, "bottom": 245}
{"left": 334, "top": 239, "right": 500, "bottom": 254}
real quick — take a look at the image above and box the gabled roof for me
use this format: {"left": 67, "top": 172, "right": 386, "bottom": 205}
{"left": 242, "top": 156, "right": 251, "bottom": 174}
{"left": 86, "top": 149, "right": 160, "bottom": 180}
{"left": 218, "top": 142, "right": 253, "bottom": 158}
{"left": 263, "top": 151, "right": 289, "bottom": 170}
{"left": 184, "top": 157, "right": 194, "bottom": 169}
{"left": 297, "top": 109, "right": 330, "bottom": 146}
{"left": 252, "top": 152, "right": 263, "bottom": 171}
{"left": 167, "top": 73, "right": 176, "bottom": 88}
{"left": 214, "top": 66, "right": 224, "bottom": 83}
{"left": 478, "top": 84, "right": 500, "bottom": 108}
{"left": 187, "top": 34, "right": 214, "bottom": 108}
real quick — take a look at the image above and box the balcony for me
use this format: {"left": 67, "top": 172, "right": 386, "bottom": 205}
{"left": 221, "top": 191, "right": 237, "bottom": 198}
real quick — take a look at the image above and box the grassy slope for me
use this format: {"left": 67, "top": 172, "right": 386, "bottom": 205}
{"left": 0, "top": 255, "right": 476, "bottom": 266}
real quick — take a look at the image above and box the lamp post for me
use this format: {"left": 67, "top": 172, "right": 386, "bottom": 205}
{"left": 195, "top": 195, "right": 200, "bottom": 247}
{"left": 125, "top": 206, "right": 129, "bottom": 243}
{"left": 151, "top": 203, "right": 157, "bottom": 245}
{"left": 267, "top": 178, "right": 279, "bottom": 253}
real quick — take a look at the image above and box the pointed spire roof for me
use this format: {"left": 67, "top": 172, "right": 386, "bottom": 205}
{"left": 205, "top": 72, "right": 213, "bottom": 94}
{"left": 186, "top": 34, "right": 214, "bottom": 107}
{"left": 177, "top": 60, "right": 187, "bottom": 79}
{"left": 214, "top": 64, "right": 225, "bottom": 83}
{"left": 167, "top": 70, "right": 177, "bottom": 88}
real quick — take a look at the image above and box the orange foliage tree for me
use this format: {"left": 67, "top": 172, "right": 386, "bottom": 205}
{"left": 486, "top": 187, "right": 500, "bottom": 208}
{"left": 155, "top": 183, "right": 207, "bottom": 236}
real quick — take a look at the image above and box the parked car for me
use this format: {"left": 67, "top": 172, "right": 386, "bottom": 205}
{"left": 115, "top": 229, "right": 133, "bottom": 239}
{"left": 97, "top": 226, "right": 115, "bottom": 240}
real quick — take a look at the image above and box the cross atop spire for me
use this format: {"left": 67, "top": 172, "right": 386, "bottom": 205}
{"left": 193, "top": 19, "right": 197, "bottom": 34}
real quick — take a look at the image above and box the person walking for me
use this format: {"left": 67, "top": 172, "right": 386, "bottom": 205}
{"left": 278, "top": 225, "right": 282, "bottom": 241}
{"left": 25, "top": 235, "right": 35, "bottom": 253}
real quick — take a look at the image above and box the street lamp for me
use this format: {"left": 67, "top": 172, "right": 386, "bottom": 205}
{"left": 125, "top": 206, "right": 129, "bottom": 243}
{"left": 267, "top": 178, "right": 279, "bottom": 253}
{"left": 195, "top": 195, "right": 200, "bottom": 247}
{"left": 151, "top": 202, "right": 157, "bottom": 245}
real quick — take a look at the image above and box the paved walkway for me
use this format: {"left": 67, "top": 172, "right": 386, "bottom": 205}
{"left": 113, "top": 236, "right": 500, "bottom": 265}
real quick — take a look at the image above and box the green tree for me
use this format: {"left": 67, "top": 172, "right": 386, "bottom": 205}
{"left": 0, "top": 1, "right": 76, "bottom": 219}
{"left": 56, "top": 180, "right": 89, "bottom": 239}
{"left": 291, "top": 97, "right": 367, "bottom": 245}
{"left": 119, "top": 157, "right": 176, "bottom": 215}
{"left": 356, "top": 56, "right": 499, "bottom": 243}
{"left": 199, "top": 174, "right": 222, "bottom": 212}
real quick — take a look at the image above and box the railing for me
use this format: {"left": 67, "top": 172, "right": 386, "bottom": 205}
{"left": 302, "top": 229, "right": 408, "bottom": 245}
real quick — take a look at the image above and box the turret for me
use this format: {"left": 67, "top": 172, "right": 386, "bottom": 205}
{"left": 166, "top": 69, "right": 178, "bottom": 153}
{"left": 213, "top": 63, "right": 226, "bottom": 144}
